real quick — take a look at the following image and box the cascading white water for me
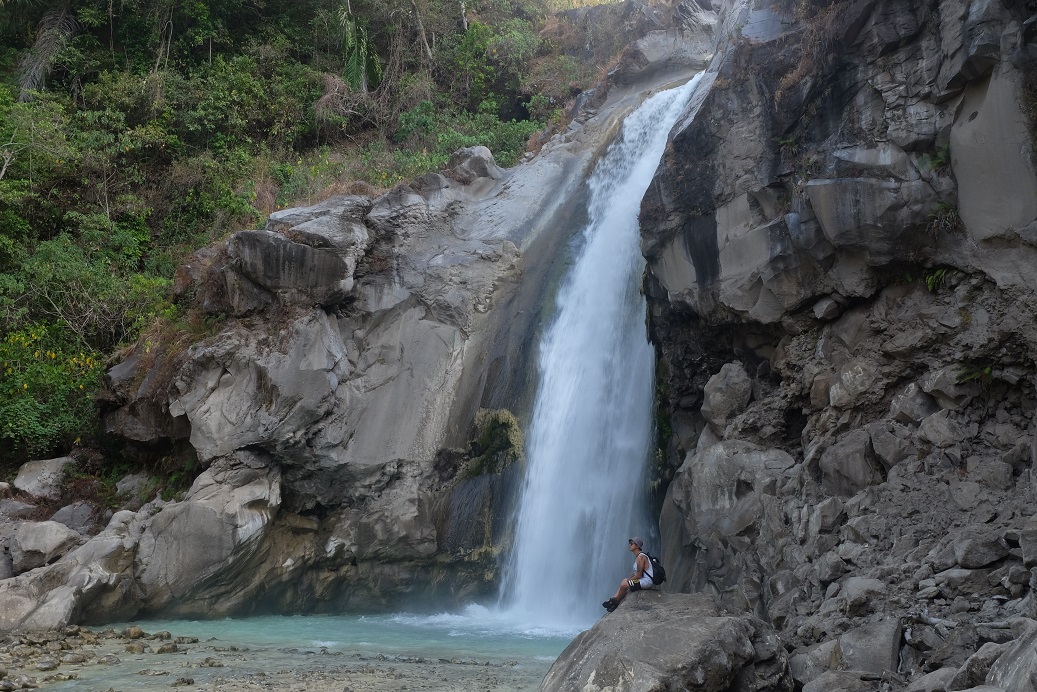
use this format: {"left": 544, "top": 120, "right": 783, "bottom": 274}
{"left": 502, "top": 76, "right": 701, "bottom": 628}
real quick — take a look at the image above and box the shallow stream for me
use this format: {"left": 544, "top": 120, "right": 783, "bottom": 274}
{"left": 41, "top": 608, "right": 574, "bottom": 691}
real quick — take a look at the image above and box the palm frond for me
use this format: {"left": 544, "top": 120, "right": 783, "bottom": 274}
{"left": 17, "top": 4, "right": 78, "bottom": 101}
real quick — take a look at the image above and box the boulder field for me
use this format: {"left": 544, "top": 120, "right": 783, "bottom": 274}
{"left": 4, "top": 0, "right": 1037, "bottom": 690}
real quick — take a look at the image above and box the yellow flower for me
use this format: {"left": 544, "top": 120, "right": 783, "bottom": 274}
{"left": 23, "top": 383, "right": 27, "bottom": 389}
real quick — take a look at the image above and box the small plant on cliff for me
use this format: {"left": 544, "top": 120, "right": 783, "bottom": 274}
{"left": 955, "top": 364, "right": 992, "bottom": 385}
{"left": 926, "top": 203, "right": 964, "bottom": 239}
{"left": 466, "top": 408, "right": 523, "bottom": 478}
{"left": 923, "top": 267, "right": 951, "bottom": 292}
{"left": 774, "top": 0, "right": 846, "bottom": 107}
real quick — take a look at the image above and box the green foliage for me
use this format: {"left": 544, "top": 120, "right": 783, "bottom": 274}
{"left": 955, "top": 364, "right": 992, "bottom": 385}
{"left": 0, "top": 0, "right": 624, "bottom": 473}
{"left": 395, "top": 98, "right": 542, "bottom": 168}
{"left": 335, "top": 7, "right": 382, "bottom": 93}
{"left": 923, "top": 267, "right": 950, "bottom": 292}
{"left": 438, "top": 22, "right": 497, "bottom": 110}
{"left": 524, "top": 93, "right": 556, "bottom": 123}
{"left": 0, "top": 323, "right": 103, "bottom": 462}
{"left": 487, "top": 19, "right": 541, "bottom": 74}
{"left": 918, "top": 144, "right": 951, "bottom": 173}
{"left": 15, "top": 232, "right": 173, "bottom": 349}
{"left": 466, "top": 408, "right": 523, "bottom": 477}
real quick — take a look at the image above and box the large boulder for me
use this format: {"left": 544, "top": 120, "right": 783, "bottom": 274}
{"left": 0, "top": 509, "right": 144, "bottom": 630}
{"left": 985, "top": 619, "right": 1037, "bottom": 691}
{"left": 6, "top": 521, "right": 82, "bottom": 573}
{"left": 662, "top": 440, "right": 796, "bottom": 595}
{"left": 818, "top": 429, "right": 884, "bottom": 497}
{"left": 701, "top": 362, "right": 753, "bottom": 429}
{"left": 13, "top": 457, "right": 73, "bottom": 501}
{"left": 135, "top": 451, "right": 281, "bottom": 615}
{"left": 540, "top": 592, "right": 792, "bottom": 691}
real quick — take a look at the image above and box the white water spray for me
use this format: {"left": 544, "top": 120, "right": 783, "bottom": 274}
{"left": 501, "top": 76, "right": 701, "bottom": 628}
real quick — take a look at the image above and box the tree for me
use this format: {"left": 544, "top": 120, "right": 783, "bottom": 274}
{"left": 16, "top": 3, "right": 79, "bottom": 101}
{"left": 336, "top": 6, "right": 382, "bottom": 93}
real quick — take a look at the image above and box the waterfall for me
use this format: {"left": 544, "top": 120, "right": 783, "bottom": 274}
{"left": 501, "top": 76, "right": 701, "bottom": 629}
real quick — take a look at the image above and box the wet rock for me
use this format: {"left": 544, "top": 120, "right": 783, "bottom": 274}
{"left": 446, "top": 147, "right": 502, "bottom": 186}
{"left": 226, "top": 229, "right": 357, "bottom": 306}
{"left": 1021, "top": 516, "right": 1037, "bottom": 568}
{"left": 115, "top": 473, "right": 151, "bottom": 501}
{"left": 122, "top": 626, "right": 145, "bottom": 639}
{"left": 839, "top": 619, "right": 900, "bottom": 674}
{"left": 919, "top": 411, "right": 969, "bottom": 448}
{"left": 921, "top": 367, "right": 981, "bottom": 410}
{"left": 986, "top": 618, "right": 1037, "bottom": 690}
{"left": 829, "top": 360, "right": 882, "bottom": 410}
{"left": 936, "top": 568, "right": 994, "bottom": 598}
{"left": 0, "top": 499, "right": 36, "bottom": 520}
{"left": 789, "top": 639, "right": 840, "bottom": 687}
{"left": 802, "top": 670, "right": 877, "bottom": 692}
{"left": 841, "top": 577, "right": 887, "bottom": 616}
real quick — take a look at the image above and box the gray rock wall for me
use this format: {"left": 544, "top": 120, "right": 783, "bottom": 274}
{"left": 643, "top": 0, "right": 1037, "bottom": 689}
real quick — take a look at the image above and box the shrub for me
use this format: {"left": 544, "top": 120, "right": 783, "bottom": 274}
{"left": 466, "top": 408, "right": 524, "bottom": 477}
{"left": 395, "top": 99, "right": 542, "bottom": 168}
{"left": 0, "top": 322, "right": 103, "bottom": 462}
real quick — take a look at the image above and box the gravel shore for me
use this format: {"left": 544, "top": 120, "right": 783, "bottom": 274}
{"left": 0, "top": 626, "right": 552, "bottom": 691}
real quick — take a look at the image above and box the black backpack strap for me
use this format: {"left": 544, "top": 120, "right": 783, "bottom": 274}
{"left": 637, "top": 552, "right": 653, "bottom": 580}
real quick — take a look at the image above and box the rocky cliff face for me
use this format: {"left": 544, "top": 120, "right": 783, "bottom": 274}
{"left": 0, "top": 4, "right": 715, "bottom": 629}
{"left": 642, "top": 0, "right": 1037, "bottom": 688}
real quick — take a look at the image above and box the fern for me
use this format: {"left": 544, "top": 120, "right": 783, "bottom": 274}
{"left": 336, "top": 7, "right": 381, "bottom": 93}
{"left": 17, "top": 5, "right": 78, "bottom": 100}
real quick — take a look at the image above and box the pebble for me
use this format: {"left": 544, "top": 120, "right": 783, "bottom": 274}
{"left": 0, "top": 627, "right": 550, "bottom": 691}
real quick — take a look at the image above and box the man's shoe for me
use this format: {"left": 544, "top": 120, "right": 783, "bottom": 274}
{"left": 602, "top": 598, "right": 618, "bottom": 612}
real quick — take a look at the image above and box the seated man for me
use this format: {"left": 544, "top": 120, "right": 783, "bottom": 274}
{"left": 602, "top": 536, "right": 654, "bottom": 612}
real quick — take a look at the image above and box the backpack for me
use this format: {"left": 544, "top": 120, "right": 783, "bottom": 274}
{"left": 647, "top": 554, "right": 667, "bottom": 585}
